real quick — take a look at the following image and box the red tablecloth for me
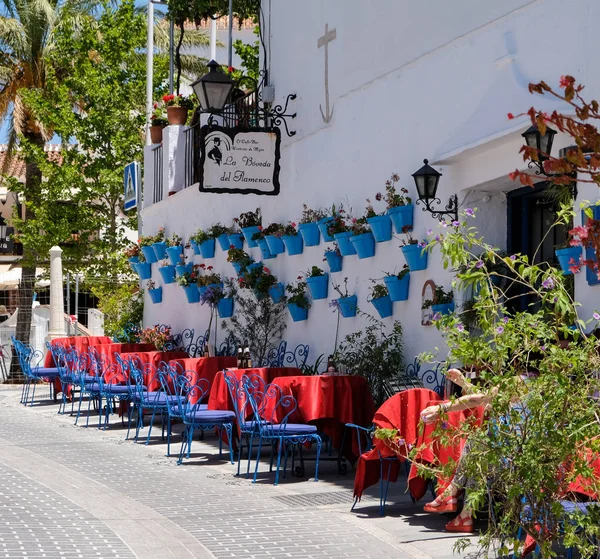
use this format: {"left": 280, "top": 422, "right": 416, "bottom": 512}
{"left": 208, "top": 367, "right": 300, "bottom": 413}
{"left": 89, "top": 342, "right": 156, "bottom": 369}
{"left": 264, "top": 375, "right": 375, "bottom": 462}
{"left": 168, "top": 356, "right": 238, "bottom": 404}
{"left": 119, "top": 350, "right": 189, "bottom": 390}
{"left": 567, "top": 449, "right": 600, "bottom": 500}
{"left": 44, "top": 335, "right": 113, "bottom": 367}
{"left": 353, "top": 388, "right": 440, "bottom": 501}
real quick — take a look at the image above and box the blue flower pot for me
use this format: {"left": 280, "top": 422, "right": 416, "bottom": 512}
{"left": 431, "top": 302, "right": 454, "bottom": 317}
{"left": 265, "top": 235, "right": 285, "bottom": 255}
{"left": 148, "top": 287, "right": 162, "bottom": 304}
{"left": 317, "top": 217, "right": 334, "bottom": 242}
{"left": 228, "top": 233, "right": 244, "bottom": 250}
{"left": 298, "top": 222, "right": 320, "bottom": 246}
{"left": 197, "top": 285, "right": 208, "bottom": 299}
{"left": 282, "top": 234, "right": 303, "bottom": 255}
{"left": 166, "top": 245, "right": 183, "bottom": 266}
{"left": 152, "top": 241, "right": 168, "bottom": 261}
{"left": 384, "top": 274, "right": 410, "bottom": 302}
{"left": 141, "top": 245, "right": 157, "bottom": 264}
{"left": 136, "top": 262, "right": 152, "bottom": 280}
{"left": 242, "top": 226, "right": 261, "bottom": 248}
{"left": 158, "top": 265, "right": 176, "bottom": 284}
{"left": 306, "top": 274, "right": 329, "bottom": 300}
{"left": 367, "top": 215, "right": 392, "bottom": 242}
{"left": 190, "top": 239, "right": 201, "bottom": 255}
{"left": 334, "top": 232, "right": 356, "bottom": 256}
{"left": 401, "top": 243, "right": 428, "bottom": 271}
{"left": 217, "top": 234, "right": 230, "bottom": 252}
{"left": 176, "top": 263, "right": 192, "bottom": 277}
{"left": 232, "top": 262, "right": 243, "bottom": 275}
{"left": 269, "top": 282, "right": 286, "bottom": 303}
{"left": 199, "top": 238, "right": 216, "bottom": 259}
{"left": 128, "top": 256, "right": 139, "bottom": 272}
{"left": 371, "top": 294, "right": 393, "bottom": 318}
{"left": 248, "top": 262, "right": 263, "bottom": 273}
{"left": 287, "top": 303, "right": 308, "bottom": 322}
{"left": 324, "top": 251, "right": 343, "bottom": 273}
{"left": 217, "top": 297, "right": 234, "bottom": 318}
{"left": 556, "top": 246, "right": 582, "bottom": 274}
{"left": 337, "top": 295, "right": 357, "bottom": 318}
{"left": 208, "top": 282, "right": 224, "bottom": 290}
{"left": 256, "top": 238, "right": 274, "bottom": 260}
{"left": 183, "top": 285, "right": 199, "bottom": 303}
{"left": 350, "top": 232, "right": 376, "bottom": 259}
{"left": 388, "top": 205, "right": 414, "bottom": 234}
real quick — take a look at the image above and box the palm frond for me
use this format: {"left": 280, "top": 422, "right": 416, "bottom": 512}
{"left": 178, "top": 54, "right": 209, "bottom": 80}
{"left": 0, "top": 17, "right": 29, "bottom": 57}
{"left": 1, "top": 121, "right": 19, "bottom": 172}
{"left": 154, "top": 20, "right": 215, "bottom": 50}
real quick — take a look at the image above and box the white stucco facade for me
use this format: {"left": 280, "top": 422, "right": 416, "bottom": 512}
{"left": 141, "top": 0, "right": 600, "bottom": 367}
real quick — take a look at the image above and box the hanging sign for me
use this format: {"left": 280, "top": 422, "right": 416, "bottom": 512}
{"left": 123, "top": 161, "right": 140, "bottom": 211}
{"left": 198, "top": 126, "right": 281, "bottom": 195}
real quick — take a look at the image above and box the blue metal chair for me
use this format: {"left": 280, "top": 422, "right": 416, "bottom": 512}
{"left": 159, "top": 367, "right": 235, "bottom": 465}
{"left": 66, "top": 348, "right": 102, "bottom": 427}
{"left": 244, "top": 380, "right": 322, "bottom": 485}
{"left": 12, "top": 337, "right": 60, "bottom": 406}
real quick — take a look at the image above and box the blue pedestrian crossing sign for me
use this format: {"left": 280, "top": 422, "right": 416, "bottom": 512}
{"left": 123, "top": 162, "right": 140, "bottom": 211}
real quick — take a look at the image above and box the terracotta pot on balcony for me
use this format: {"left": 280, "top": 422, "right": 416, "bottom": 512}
{"left": 166, "top": 106, "right": 188, "bottom": 125}
{"left": 149, "top": 124, "right": 164, "bottom": 144}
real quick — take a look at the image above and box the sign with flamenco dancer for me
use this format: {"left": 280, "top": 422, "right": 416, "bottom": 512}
{"left": 198, "top": 125, "right": 281, "bottom": 196}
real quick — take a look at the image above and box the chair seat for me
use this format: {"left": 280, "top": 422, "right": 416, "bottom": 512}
{"left": 267, "top": 423, "right": 318, "bottom": 435}
{"left": 184, "top": 410, "right": 236, "bottom": 423}
{"left": 559, "top": 500, "right": 599, "bottom": 515}
{"left": 86, "top": 383, "right": 129, "bottom": 393}
{"left": 35, "top": 367, "right": 60, "bottom": 375}
{"left": 139, "top": 392, "right": 179, "bottom": 405}
{"left": 239, "top": 419, "right": 270, "bottom": 431}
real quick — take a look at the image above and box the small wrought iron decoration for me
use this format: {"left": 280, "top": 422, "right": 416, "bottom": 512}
{"left": 412, "top": 159, "right": 458, "bottom": 222}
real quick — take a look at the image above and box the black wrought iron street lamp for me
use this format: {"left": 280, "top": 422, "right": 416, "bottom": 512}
{"left": 191, "top": 60, "right": 235, "bottom": 112}
{"left": 521, "top": 124, "right": 557, "bottom": 174}
{"left": 412, "top": 159, "right": 458, "bottom": 222}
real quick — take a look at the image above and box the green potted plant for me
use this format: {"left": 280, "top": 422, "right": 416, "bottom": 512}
{"left": 149, "top": 103, "right": 167, "bottom": 144}
{"left": 258, "top": 222, "right": 286, "bottom": 256}
{"left": 163, "top": 93, "right": 194, "bottom": 125}
{"left": 349, "top": 214, "right": 376, "bottom": 259}
{"left": 176, "top": 265, "right": 200, "bottom": 303}
{"left": 124, "top": 244, "right": 141, "bottom": 271}
{"left": 286, "top": 278, "right": 311, "bottom": 322}
{"left": 365, "top": 197, "right": 392, "bottom": 242}
{"left": 422, "top": 285, "right": 454, "bottom": 317}
{"left": 384, "top": 265, "right": 410, "bottom": 301}
{"left": 235, "top": 208, "right": 262, "bottom": 248}
{"left": 227, "top": 247, "right": 253, "bottom": 275}
{"left": 299, "top": 204, "right": 327, "bottom": 246}
{"left": 280, "top": 222, "right": 303, "bottom": 255}
{"left": 327, "top": 206, "right": 356, "bottom": 256}
{"left": 139, "top": 228, "right": 164, "bottom": 263}
{"left": 305, "top": 265, "right": 328, "bottom": 300}
{"left": 331, "top": 277, "right": 357, "bottom": 318}
{"left": 401, "top": 227, "right": 428, "bottom": 271}
{"left": 158, "top": 258, "right": 176, "bottom": 284}
{"left": 378, "top": 173, "right": 413, "bottom": 233}
{"left": 323, "top": 243, "right": 343, "bottom": 273}
{"left": 165, "top": 232, "right": 183, "bottom": 265}
{"left": 147, "top": 279, "right": 162, "bottom": 304}
{"left": 368, "top": 280, "right": 393, "bottom": 318}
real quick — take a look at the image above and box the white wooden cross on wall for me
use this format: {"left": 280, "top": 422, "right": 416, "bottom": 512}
{"left": 318, "top": 23, "right": 336, "bottom": 124}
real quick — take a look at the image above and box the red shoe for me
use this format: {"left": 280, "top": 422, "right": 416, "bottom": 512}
{"left": 423, "top": 495, "right": 459, "bottom": 514}
{"left": 445, "top": 514, "right": 474, "bottom": 533}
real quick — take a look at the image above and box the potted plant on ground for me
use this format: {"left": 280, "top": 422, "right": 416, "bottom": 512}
{"left": 305, "top": 266, "right": 329, "bottom": 300}
{"left": 149, "top": 103, "right": 167, "bottom": 144}
{"left": 286, "top": 278, "right": 311, "bottom": 322}
{"left": 176, "top": 265, "right": 200, "bottom": 303}
{"left": 165, "top": 232, "right": 183, "bottom": 265}
{"left": 365, "top": 198, "right": 392, "bottom": 242}
{"left": 158, "top": 258, "right": 176, "bottom": 284}
{"left": 331, "top": 277, "right": 357, "bottom": 318}
{"left": 327, "top": 206, "right": 356, "bottom": 256}
{"left": 298, "top": 204, "right": 327, "bottom": 246}
{"left": 379, "top": 173, "right": 413, "bottom": 234}
{"left": 323, "top": 244, "right": 343, "bottom": 273}
{"left": 349, "top": 214, "right": 376, "bottom": 259}
{"left": 423, "top": 285, "right": 454, "bottom": 317}
{"left": 163, "top": 93, "right": 194, "bottom": 125}
{"left": 383, "top": 265, "right": 410, "bottom": 301}
{"left": 400, "top": 227, "right": 428, "bottom": 271}
{"left": 139, "top": 324, "right": 173, "bottom": 351}
{"left": 368, "top": 280, "right": 393, "bottom": 318}
{"left": 235, "top": 208, "right": 262, "bottom": 248}
{"left": 280, "top": 222, "right": 303, "bottom": 255}
{"left": 147, "top": 280, "right": 162, "bottom": 304}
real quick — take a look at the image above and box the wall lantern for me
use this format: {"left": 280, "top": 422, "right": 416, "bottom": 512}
{"left": 521, "top": 124, "right": 557, "bottom": 169}
{"left": 412, "top": 159, "right": 458, "bottom": 222}
{"left": 190, "top": 60, "right": 235, "bottom": 112}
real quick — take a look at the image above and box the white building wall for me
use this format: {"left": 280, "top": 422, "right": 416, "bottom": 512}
{"left": 141, "top": 0, "right": 600, "bottom": 366}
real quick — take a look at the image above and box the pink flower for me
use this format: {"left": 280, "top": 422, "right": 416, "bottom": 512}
{"left": 559, "top": 75, "right": 573, "bottom": 89}
{"left": 291, "top": 222, "right": 297, "bottom": 228}
{"left": 351, "top": 218, "right": 357, "bottom": 224}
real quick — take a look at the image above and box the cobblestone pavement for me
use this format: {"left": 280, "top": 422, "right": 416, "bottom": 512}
{"left": 0, "top": 386, "right": 482, "bottom": 559}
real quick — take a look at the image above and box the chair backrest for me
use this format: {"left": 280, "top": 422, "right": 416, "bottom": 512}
{"left": 64, "top": 347, "right": 92, "bottom": 384}
{"left": 158, "top": 366, "right": 209, "bottom": 418}
{"left": 261, "top": 340, "right": 310, "bottom": 369}
{"left": 245, "top": 381, "right": 299, "bottom": 437}
{"left": 223, "top": 371, "right": 266, "bottom": 425}
{"left": 406, "top": 357, "right": 446, "bottom": 398}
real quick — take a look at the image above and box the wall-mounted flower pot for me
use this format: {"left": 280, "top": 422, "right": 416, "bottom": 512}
{"left": 265, "top": 235, "right": 285, "bottom": 255}
{"left": 148, "top": 287, "right": 163, "bottom": 304}
{"left": 256, "top": 238, "right": 275, "bottom": 260}
{"left": 166, "top": 245, "right": 183, "bottom": 266}
{"left": 306, "top": 274, "right": 329, "bottom": 300}
{"left": 388, "top": 205, "right": 414, "bottom": 234}
{"left": 556, "top": 246, "right": 582, "bottom": 274}
{"left": 128, "top": 256, "right": 139, "bottom": 272}
{"left": 431, "top": 302, "right": 454, "bottom": 317}
{"left": 232, "top": 262, "right": 243, "bottom": 275}
{"left": 217, "top": 297, "right": 234, "bottom": 318}
{"left": 199, "top": 238, "right": 216, "bottom": 259}
{"left": 287, "top": 303, "right": 308, "bottom": 322}
{"left": 217, "top": 234, "right": 230, "bottom": 252}
{"left": 136, "top": 262, "right": 152, "bottom": 280}
{"left": 152, "top": 241, "right": 168, "bottom": 261}
{"left": 350, "top": 232, "right": 376, "bottom": 259}
{"left": 269, "top": 282, "right": 286, "bottom": 303}
{"left": 190, "top": 239, "right": 201, "bottom": 255}
{"left": 384, "top": 274, "right": 410, "bottom": 302}
{"left": 208, "top": 282, "right": 224, "bottom": 291}
{"left": 241, "top": 226, "right": 261, "bottom": 248}
{"left": 141, "top": 245, "right": 157, "bottom": 264}
{"left": 337, "top": 295, "right": 357, "bottom": 318}
{"left": 401, "top": 243, "right": 428, "bottom": 271}
{"left": 371, "top": 294, "right": 393, "bottom": 318}
{"left": 197, "top": 285, "right": 208, "bottom": 299}
{"left": 166, "top": 106, "right": 188, "bottom": 125}
{"left": 228, "top": 233, "right": 244, "bottom": 249}
{"left": 334, "top": 232, "right": 356, "bottom": 256}
{"left": 367, "top": 215, "right": 392, "bottom": 242}
{"left": 324, "top": 251, "right": 343, "bottom": 273}
{"left": 158, "top": 265, "right": 176, "bottom": 284}
{"left": 317, "top": 217, "right": 334, "bottom": 242}
{"left": 176, "top": 263, "right": 192, "bottom": 277}
{"left": 183, "top": 285, "right": 199, "bottom": 303}
{"left": 298, "top": 222, "right": 320, "bottom": 246}
{"left": 248, "top": 262, "right": 263, "bottom": 273}
{"left": 282, "top": 234, "right": 303, "bottom": 255}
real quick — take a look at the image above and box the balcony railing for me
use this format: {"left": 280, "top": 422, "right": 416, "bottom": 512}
{"left": 152, "top": 144, "right": 163, "bottom": 204}
{"left": 184, "top": 124, "right": 197, "bottom": 189}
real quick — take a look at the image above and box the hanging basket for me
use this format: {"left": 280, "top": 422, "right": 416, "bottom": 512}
{"left": 166, "top": 106, "right": 188, "bottom": 125}
{"left": 217, "top": 297, "right": 234, "bottom": 318}
{"left": 298, "top": 222, "right": 320, "bottom": 246}
{"left": 384, "top": 274, "right": 410, "bottom": 301}
{"left": 152, "top": 241, "right": 168, "bottom": 260}
{"left": 306, "top": 274, "right": 329, "bottom": 300}
{"left": 401, "top": 243, "right": 428, "bottom": 271}
{"left": 136, "top": 262, "right": 152, "bottom": 280}
{"left": 324, "top": 251, "right": 343, "bottom": 273}
{"left": 228, "top": 233, "right": 244, "bottom": 249}
{"left": 555, "top": 246, "right": 582, "bottom": 274}
{"left": 287, "top": 303, "right": 308, "bottom": 322}
{"left": 269, "top": 282, "right": 286, "bottom": 303}
{"left": 182, "top": 285, "right": 199, "bottom": 303}
{"left": 337, "top": 295, "right": 357, "bottom": 318}
{"left": 158, "top": 265, "right": 176, "bottom": 284}
{"left": 317, "top": 217, "right": 334, "bottom": 242}
{"left": 217, "top": 234, "right": 230, "bottom": 252}
{"left": 367, "top": 215, "right": 393, "bottom": 242}
{"left": 371, "top": 295, "right": 393, "bottom": 318}
{"left": 141, "top": 245, "right": 157, "bottom": 264}
{"left": 334, "top": 232, "right": 356, "bottom": 256}
{"left": 199, "top": 238, "right": 216, "bottom": 259}
{"left": 349, "top": 232, "right": 376, "bottom": 259}
{"left": 241, "top": 226, "right": 261, "bottom": 248}
{"left": 166, "top": 245, "right": 183, "bottom": 266}
{"left": 265, "top": 235, "right": 285, "bottom": 255}
{"left": 148, "top": 287, "right": 163, "bottom": 304}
